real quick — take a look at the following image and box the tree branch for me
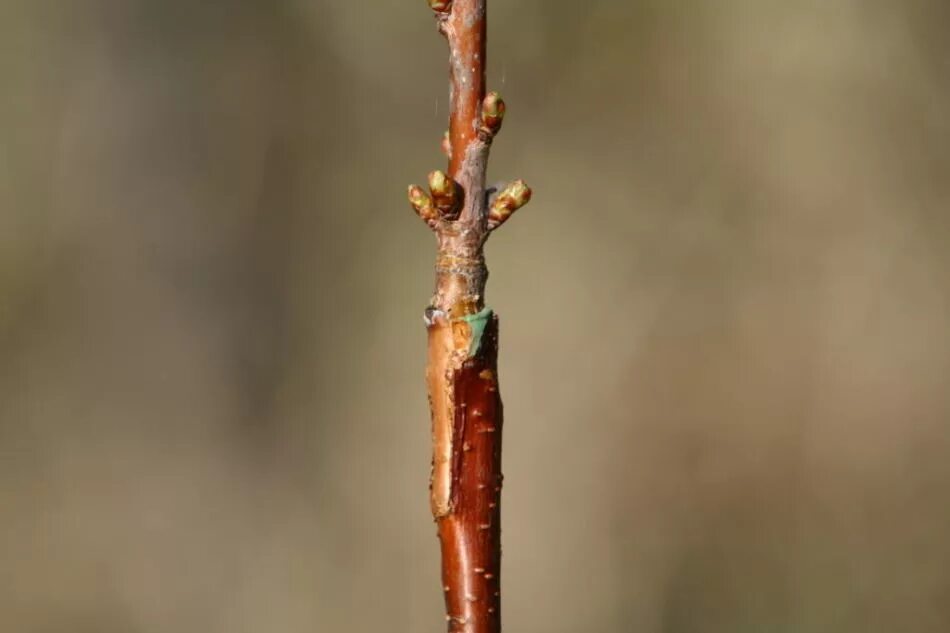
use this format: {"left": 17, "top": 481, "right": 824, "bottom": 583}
{"left": 408, "top": 1, "right": 532, "bottom": 632}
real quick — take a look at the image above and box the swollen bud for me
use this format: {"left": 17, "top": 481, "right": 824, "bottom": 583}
{"left": 427, "top": 0, "right": 452, "bottom": 12}
{"left": 428, "top": 170, "right": 461, "bottom": 218}
{"left": 479, "top": 92, "right": 506, "bottom": 138}
{"left": 408, "top": 185, "right": 438, "bottom": 227}
{"left": 488, "top": 179, "right": 532, "bottom": 229}
{"left": 441, "top": 130, "right": 452, "bottom": 158}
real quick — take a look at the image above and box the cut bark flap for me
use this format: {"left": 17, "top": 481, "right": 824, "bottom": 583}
{"left": 427, "top": 308, "right": 495, "bottom": 518}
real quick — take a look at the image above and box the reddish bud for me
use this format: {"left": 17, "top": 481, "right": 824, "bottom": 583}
{"left": 479, "top": 92, "right": 506, "bottom": 137}
{"left": 441, "top": 130, "right": 452, "bottom": 158}
{"left": 428, "top": 169, "right": 461, "bottom": 218}
{"left": 488, "top": 179, "right": 531, "bottom": 229}
{"left": 427, "top": 0, "right": 452, "bottom": 12}
{"left": 408, "top": 185, "right": 438, "bottom": 227}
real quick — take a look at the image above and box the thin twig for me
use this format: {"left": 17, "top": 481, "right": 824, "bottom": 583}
{"left": 408, "top": 1, "right": 532, "bottom": 631}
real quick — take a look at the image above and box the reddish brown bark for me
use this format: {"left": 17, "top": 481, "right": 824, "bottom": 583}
{"left": 410, "top": 2, "right": 530, "bottom": 632}
{"left": 443, "top": 0, "right": 486, "bottom": 180}
{"left": 438, "top": 315, "right": 503, "bottom": 633}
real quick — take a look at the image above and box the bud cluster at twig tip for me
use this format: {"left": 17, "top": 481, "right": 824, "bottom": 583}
{"left": 427, "top": 0, "right": 452, "bottom": 13}
{"left": 428, "top": 169, "right": 461, "bottom": 219}
{"left": 488, "top": 179, "right": 532, "bottom": 229}
{"left": 479, "top": 91, "right": 506, "bottom": 139}
{"left": 408, "top": 184, "right": 439, "bottom": 228}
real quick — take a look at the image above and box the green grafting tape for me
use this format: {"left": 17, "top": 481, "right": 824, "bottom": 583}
{"left": 461, "top": 307, "right": 493, "bottom": 357}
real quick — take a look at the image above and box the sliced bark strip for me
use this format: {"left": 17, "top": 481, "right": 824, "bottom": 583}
{"left": 426, "top": 314, "right": 457, "bottom": 517}
{"left": 438, "top": 314, "right": 503, "bottom": 633}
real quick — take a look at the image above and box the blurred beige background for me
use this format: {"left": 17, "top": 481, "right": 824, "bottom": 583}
{"left": 2, "top": 1, "right": 949, "bottom": 631}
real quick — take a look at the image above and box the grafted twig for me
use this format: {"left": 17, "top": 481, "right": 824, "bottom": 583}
{"left": 408, "top": 1, "right": 532, "bottom": 632}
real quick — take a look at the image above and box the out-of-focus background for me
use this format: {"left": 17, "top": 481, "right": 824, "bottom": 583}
{"left": 2, "top": 1, "right": 949, "bottom": 631}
